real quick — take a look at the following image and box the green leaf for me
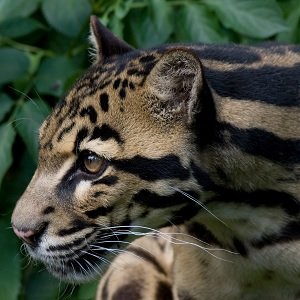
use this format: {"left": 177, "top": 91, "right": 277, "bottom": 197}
{"left": 0, "top": 123, "right": 16, "bottom": 189}
{"left": 0, "top": 216, "right": 21, "bottom": 300}
{"left": 176, "top": 4, "right": 226, "bottom": 43}
{"left": 126, "top": 8, "right": 170, "bottom": 47}
{"left": 0, "top": 48, "right": 29, "bottom": 85}
{"left": 148, "top": 0, "right": 173, "bottom": 39}
{"left": 205, "top": 0, "right": 288, "bottom": 38}
{"left": 277, "top": 0, "right": 300, "bottom": 43}
{"left": 15, "top": 99, "right": 50, "bottom": 162}
{"left": 115, "top": 0, "right": 133, "bottom": 19}
{"left": 0, "top": 17, "right": 44, "bottom": 38}
{"left": 35, "top": 56, "right": 78, "bottom": 96}
{"left": 25, "top": 269, "right": 64, "bottom": 300}
{"left": 0, "top": 0, "right": 40, "bottom": 21}
{"left": 0, "top": 94, "right": 14, "bottom": 122}
{"left": 77, "top": 281, "right": 98, "bottom": 300}
{"left": 41, "top": 0, "right": 91, "bottom": 37}
{"left": 0, "top": 150, "right": 35, "bottom": 211}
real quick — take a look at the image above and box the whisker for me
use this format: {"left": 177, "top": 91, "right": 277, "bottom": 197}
{"left": 170, "top": 187, "right": 228, "bottom": 227}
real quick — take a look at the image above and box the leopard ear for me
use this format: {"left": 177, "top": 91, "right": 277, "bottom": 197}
{"left": 147, "top": 49, "right": 204, "bottom": 124}
{"left": 90, "top": 15, "right": 134, "bottom": 63}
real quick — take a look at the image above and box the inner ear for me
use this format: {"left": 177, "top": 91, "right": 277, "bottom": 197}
{"left": 147, "top": 49, "right": 204, "bottom": 123}
{"left": 90, "top": 15, "right": 134, "bottom": 63}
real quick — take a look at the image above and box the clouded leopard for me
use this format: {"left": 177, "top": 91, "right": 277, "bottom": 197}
{"left": 12, "top": 16, "right": 300, "bottom": 300}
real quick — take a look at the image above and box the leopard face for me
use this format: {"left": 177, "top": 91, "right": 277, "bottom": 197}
{"left": 11, "top": 18, "right": 205, "bottom": 282}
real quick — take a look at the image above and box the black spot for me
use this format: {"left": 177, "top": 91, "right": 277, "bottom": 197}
{"left": 85, "top": 205, "right": 114, "bottom": 219}
{"left": 92, "top": 191, "right": 103, "bottom": 198}
{"left": 73, "top": 127, "right": 89, "bottom": 153}
{"left": 92, "top": 176, "right": 118, "bottom": 186}
{"left": 129, "top": 82, "right": 135, "bottom": 90}
{"left": 112, "top": 154, "right": 190, "bottom": 181}
{"left": 57, "top": 122, "right": 75, "bottom": 142}
{"left": 90, "top": 124, "right": 122, "bottom": 144}
{"left": 43, "top": 206, "right": 55, "bottom": 215}
{"left": 79, "top": 106, "right": 97, "bottom": 123}
{"left": 122, "top": 79, "right": 128, "bottom": 88}
{"left": 119, "top": 88, "right": 126, "bottom": 99}
{"left": 100, "top": 93, "right": 109, "bottom": 112}
{"left": 155, "top": 281, "right": 173, "bottom": 300}
{"left": 112, "top": 281, "right": 142, "bottom": 300}
{"left": 113, "top": 78, "right": 121, "bottom": 89}
{"left": 139, "top": 54, "right": 156, "bottom": 63}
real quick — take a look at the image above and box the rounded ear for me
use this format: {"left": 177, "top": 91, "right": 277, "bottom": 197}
{"left": 146, "top": 49, "right": 204, "bottom": 124}
{"left": 90, "top": 15, "right": 134, "bottom": 63}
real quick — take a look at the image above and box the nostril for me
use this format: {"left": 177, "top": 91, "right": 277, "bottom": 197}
{"left": 12, "top": 222, "right": 48, "bottom": 247}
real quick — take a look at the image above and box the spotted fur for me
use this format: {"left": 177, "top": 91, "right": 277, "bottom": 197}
{"left": 12, "top": 16, "right": 300, "bottom": 299}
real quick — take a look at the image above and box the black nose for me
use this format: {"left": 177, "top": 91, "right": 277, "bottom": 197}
{"left": 12, "top": 222, "right": 48, "bottom": 247}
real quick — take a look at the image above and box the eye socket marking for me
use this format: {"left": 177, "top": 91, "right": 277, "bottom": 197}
{"left": 79, "top": 150, "right": 108, "bottom": 176}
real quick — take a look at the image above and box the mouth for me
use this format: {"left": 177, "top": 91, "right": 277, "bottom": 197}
{"left": 26, "top": 229, "right": 128, "bottom": 283}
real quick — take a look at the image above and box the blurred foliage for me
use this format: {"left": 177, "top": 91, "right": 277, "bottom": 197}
{"left": 0, "top": 0, "right": 299, "bottom": 299}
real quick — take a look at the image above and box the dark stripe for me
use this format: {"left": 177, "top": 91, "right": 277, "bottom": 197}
{"left": 252, "top": 221, "right": 300, "bottom": 249}
{"left": 48, "top": 230, "right": 95, "bottom": 251}
{"left": 169, "top": 203, "right": 200, "bottom": 225}
{"left": 208, "top": 189, "right": 300, "bottom": 216}
{"left": 128, "top": 246, "right": 167, "bottom": 276}
{"left": 73, "top": 127, "right": 89, "bottom": 153}
{"left": 57, "top": 122, "right": 75, "bottom": 142}
{"left": 79, "top": 106, "right": 97, "bottom": 123}
{"left": 205, "top": 64, "right": 300, "bottom": 107}
{"left": 85, "top": 205, "right": 114, "bottom": 219}
{"left": 132, "top": 189, "right": 198, "bottom": 209}
{"left": 100, "top": 273, "right": 111, "bottom": 300}
{"left": 57, "top": 219, "right": 89, "bottom": 236}
{"left": 92, "top": 175, "right": 118, "bottom": 186}
{"left": 155, "top": 281, "right": 173, "bottom": 300}
{"left": 90, "top": 124, "right": 122, "bottom": 143}
{"left": 112, "top": 281, "right": 142, "bottom": 300}
{"left": 233, "top": 237, "right": 248, "bottom": 256}
{"left": 100, "top": 93, "right": 109, "bottom": 112}
{"left": 219, "top": 122, "right": 300, "bottom": 164}
{"left": 186, "top": 222, "right": 223, "bottom": 247}
{"left": 112, "top": 154, "right": 190, "bottom": 181}
{"left": 196, "top": 44, "right": 261, "bottom": 64}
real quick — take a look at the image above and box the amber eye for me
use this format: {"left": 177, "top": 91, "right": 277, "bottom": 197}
{"left": 82, "top": 152, "right": 105, "bottom": 174}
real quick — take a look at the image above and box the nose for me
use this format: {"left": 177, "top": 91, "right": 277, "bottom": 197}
{"left": 12, "top": 223, "right": 48, "bottom": 247}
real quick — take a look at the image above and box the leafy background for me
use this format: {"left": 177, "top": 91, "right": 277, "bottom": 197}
{"left": 0, "top": 0, "right": 299, "bottom": 299}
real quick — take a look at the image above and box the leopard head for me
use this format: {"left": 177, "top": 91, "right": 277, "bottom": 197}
{"left": 11, "top": 16, "right": 214, "bottom": 282}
